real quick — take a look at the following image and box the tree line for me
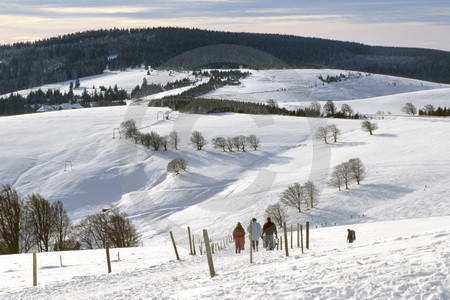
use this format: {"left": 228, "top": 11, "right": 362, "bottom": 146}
{"left": 0, "top": 185, "right": 140, "bottom": 255}
{"left": 0, "top": 83, "right": 129, "bottom": 116}
{"left": 1, "top": 27, "right": 449, "bottom": 96}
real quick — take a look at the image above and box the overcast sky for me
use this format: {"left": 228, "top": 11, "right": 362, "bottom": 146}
{"left": 1, "top": 0, "right": 450, "bottom": 51}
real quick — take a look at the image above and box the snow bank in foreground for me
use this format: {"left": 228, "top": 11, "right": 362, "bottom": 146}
{"left": 1, "top": 216, "right": 448, "bottom": 299}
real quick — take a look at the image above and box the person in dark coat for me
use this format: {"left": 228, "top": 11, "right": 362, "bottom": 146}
{"left": 262, "top": 217, "right": 278, "bottom": 250}
{"left": 233, "top": 222, "right": 246, "bottom": 253}
{"left": 347, "top": 228, "right": 356, "bottom": 243}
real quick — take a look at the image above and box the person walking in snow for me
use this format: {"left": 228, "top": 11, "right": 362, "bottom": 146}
{"left": 262, "top": 217, "right": 278, "bottom": 250}
{"left": 347, "top": 228, "right": 356, "bottom": 243}
{"left": 247, "top": 218, "right": 263, "bottom": 252}
{"left": 233, "top": 222, "right": 246, "bottom": 253}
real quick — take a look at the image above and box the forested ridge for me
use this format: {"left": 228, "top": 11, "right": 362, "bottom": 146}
{"left": 1, "top": 27, "right": 450, "bottom": 95}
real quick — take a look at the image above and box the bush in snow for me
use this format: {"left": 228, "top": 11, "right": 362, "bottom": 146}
{"left": 167, "top": 157, "right": 188, "bottom": 175}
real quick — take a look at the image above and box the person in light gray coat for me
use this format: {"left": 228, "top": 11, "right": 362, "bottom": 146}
{"left": 247, "top": 218, "right": 263, "bottom": 252}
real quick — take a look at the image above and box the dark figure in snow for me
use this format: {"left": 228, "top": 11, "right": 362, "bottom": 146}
{"left": 347, "top": 228, "right": 356, "bottom": 243}
{"left": 233, "top": 222, "right": 246, "bottom": 253}
{"left": 247, "top": 218, "right": 263, "bottom": 252}
{"left": 262, "top": 217, "right": 278, "bottom": 250}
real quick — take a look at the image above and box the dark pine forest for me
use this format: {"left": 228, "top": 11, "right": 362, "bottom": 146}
{"left": 1, "top": 27, "right": 450, "bottom": 97}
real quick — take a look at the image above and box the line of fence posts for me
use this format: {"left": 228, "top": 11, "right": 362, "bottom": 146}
{"left": 28, "top": 222, "right": 306, "bottom": 287}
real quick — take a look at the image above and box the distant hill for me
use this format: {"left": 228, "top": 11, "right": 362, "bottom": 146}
{"left": 1, "top": 27, "right": 450, "bottom": 95}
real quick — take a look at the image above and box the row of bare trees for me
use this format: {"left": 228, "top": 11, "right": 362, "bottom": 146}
{"left": 315, "top": 121, "right": 379, "bottom": 145}
{"left": 121, "top": 119, "right": 180, "bottom": 151}
{"left": 211, "top": 135, "right": 260, "bottom": 152}
{"left": 0, "top": 185, "right": 71, "bottom": 254}
{"left": 265, "top": 181, "right": 319, "bottom": 228}
{"left": 329, "top": 158, "right": 366, "bottom": 191}
{"left": 75, "top": 207, "right": 141, "bottom": 249}
{"left": 0, "top": 185, "right": 140, "bottom": 254}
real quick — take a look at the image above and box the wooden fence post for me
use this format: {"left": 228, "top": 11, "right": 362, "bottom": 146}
{"left": 280, "top": 236, "right": 283, "bottom": 250}
{"left": 290, "top": 224, "right": 293, "bottom": 249}
{"left": 33, "top": 253, "right": 37, "bottom": 287}
{"left": 297, "top": 223, "right": 300, "bottom": 248}
{"left": 249, "top": 220, "right": 253, "bottom": 264}
{"left": 188, "top": 227, "right": 193, "bottom": 255}
{"left": 106, "top": 243, "right": 112, "bottom": 273}
{"left": 60, "top": 255, "right": 63, "bottom": 267}
{"left": 211, "top": 242, "right": 215, "bottom": 254}
{"left": 192, "top": 234, "right": 197, "bottom": 255}
{"left": 203, "top": 229, "right": 216, "bottom": 278}
{"left": 169, "top": 231, "right": 180, "bottom": 260}
{"left": 300, "top": 224, "right": 304, "bottom": 253}
{"left": 117, "top": 251, "right": 120, "bottom": 261}
{"left": 306, "top": 221, "right": 310, "bottom": 249}
{"left": 283, "top": 222, "right": 289, "bottom": 257}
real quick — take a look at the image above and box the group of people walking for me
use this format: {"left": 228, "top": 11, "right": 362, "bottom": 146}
{"left": 232, "top": 217, "right": 278, "bottom": 253}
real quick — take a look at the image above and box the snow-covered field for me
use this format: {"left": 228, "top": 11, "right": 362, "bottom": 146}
{"left": 1, "top": 68, "right": 450, "bottom": 298}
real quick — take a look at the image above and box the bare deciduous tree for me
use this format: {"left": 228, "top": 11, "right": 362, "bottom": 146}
{"left": 280, "top": 183, "right": 303, "bottom": 212}
{"left": 401, "top": 102, "right": 417, "bottom": 115}
{"left": 236, "top": 135, "right": 248, "bottom": 152}
{"left": 335, "top": 162, "right": 353, "bottom": 189}
{"left": 232, "top": 136, "right": 241, "bottom": 151}
{"left": 212, "top": 137, "right": 227, "bottom": 151}
{"left": 265, "top": 202, "right": 288, "bottom": 228}
{"left": 121, "top": 119, "right": 139, "bottom": 143}
{"left": 149, "top": 131, "right": 162, "bottom": 151}
{"left": 168, "top": 130, "right": 180, "bottom": 150}
{"left": 314, "top": 126, "right": 329, "bottom": 144}
{"left": 323, "top": 100, "right": 336, "bottom": 116}
{"left": 348, "top": 158, "right": 366, "bottom": 185}
{"left": 190, "top": 131, "right": 207, "bottom": 150}
{"left": 24, "top": 194, "right": 55, "bottom": 252}
{"left": 327, "top": 124, "right": 341, "bottom": 143}
{"left": 302, "top": 181, "right": 319, "bottom": 209}
{"left": 340, "top": 104, "right": 354, "bottom": 118}
{"left": 226, "top": 137, "right": 234, "bottom": 152}
{"left": 0, "top": 185, "right": 22, "bottom": 254}
{"left": 423, "top": 104, "right": 435, "bottom": 115}
{"left": 52, "top": 200, "right": 71, "bottom": 250}
{"left": 160, "top": 136, "right": 168, "bottom": 151}
{"left": 167, "top": 157, "right": 188, "bottom": 174}
{"left": 307, "top": 101, "right": 321, "bottom": 117}
{"left": 75, "top": 207, "right": 140, "bottom": 249}
{"left": 328, "top": 167, "right": 344, "bottom": 191}
{"left": 105, "top": 208, "right": 141, "bottom": 248}
{"left": 361, "top": 120, "right": 378, "bottom": 135}
{"left": 247, "top": 134, "right": 260, "bottom": 150}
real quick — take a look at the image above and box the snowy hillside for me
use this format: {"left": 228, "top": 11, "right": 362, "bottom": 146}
{"left": 0, "top": 69, "right": 449, "bottom": 297}
{"left": 203, "top": 69, "right": 450, "bottom": 113}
